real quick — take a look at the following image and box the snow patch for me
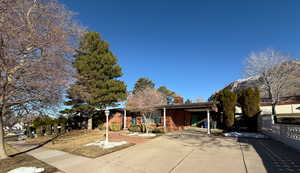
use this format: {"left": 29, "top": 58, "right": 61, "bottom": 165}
{"left": 224, "top": 132, "right": 269, "bottom": 139}
{"left": 127, "top": 132, "right": 139, "bottom": 136}
{"left": 5, "top": 133, "right": 17, "bottom": 137}
{"left": 136, "top": 133, "right": 156, "bottom": 137}
{"left": 7, "top": 167, "right": 44, "bottom": 173}
{"left": 84, "top": 141, "right": 127, "bottom": 149}
{"left": 128, "top": 132, "right": 156, "bottom": 137}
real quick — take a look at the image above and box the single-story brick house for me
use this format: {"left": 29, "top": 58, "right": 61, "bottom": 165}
{"left": 105, "top": 102, "right": 219, "bottom": 132}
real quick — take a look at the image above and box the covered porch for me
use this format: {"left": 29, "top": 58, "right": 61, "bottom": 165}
{"left": 157, "top": 102, "right": 219, "bottom": 134}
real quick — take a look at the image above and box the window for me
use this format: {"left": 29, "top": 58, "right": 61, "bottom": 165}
{"left": 142, "top": 112, "right": 161, "bottom": 125}
{"left": 131, "top": 115, "right": 136, "bottom": 125}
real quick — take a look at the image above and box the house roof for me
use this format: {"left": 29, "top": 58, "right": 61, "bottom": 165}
{"left": 156, "top": 102, "right": 218, "bottom": 112}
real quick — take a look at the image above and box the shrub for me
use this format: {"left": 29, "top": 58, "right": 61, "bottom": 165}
{"left": 151, "top": 127, "right": 165, "bottom": 133}
{"left": 36, "top": 127, "right": 43, "bottom": 137}
{"left": 216, "top": 90, "right": 237, "bottom": 129}
{"left": 98, "top": 121, "right": 105, "bottom": 130}
{"left": 238, "top": 88, "right": 260, "bottom": 131}
{"left": 110, "top": 122, "right": 121, "bottom": 131}
{"left": 60, "top": 124, "right": 66, "bottom": 133}
{"left": 128, "top": 125, "right": 141, "bottom": 132}
{"left": 238, "top": 88, "right": 260, "bottom": 118}
{"left": 46, "top": 125, "right": 52, "bottom": 135}
{"left": 53, "top": 124, "right": 59, "bottom": 134}
{"left": 140, "top": 124, "right": 147, "bottom": 133}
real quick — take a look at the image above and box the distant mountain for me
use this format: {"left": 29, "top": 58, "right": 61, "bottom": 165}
{"left": 223, "top": 60, "right": 300, "bottom": 99}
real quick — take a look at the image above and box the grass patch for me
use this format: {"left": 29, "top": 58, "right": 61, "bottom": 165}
{"left": 0, "top": 145, "right": 59, "bottom": 173}
{"left": 63, "top": 143, "right": 135, "bottom": 158}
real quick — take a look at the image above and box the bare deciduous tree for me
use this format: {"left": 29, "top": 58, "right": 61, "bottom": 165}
{"left": 245, "top": 48, "right": 299, "bottom": 116}
{"left": 195, "top": 96, "right": 205, "bottom": 103}
{"left": 126, "top": 88, "right": 166, "bottom": 134}
{"left": 0, "top": 0, "right": 83, "bottom": 159}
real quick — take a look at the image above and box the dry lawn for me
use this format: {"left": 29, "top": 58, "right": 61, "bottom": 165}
{"left": 0, "top": 145, "right": 59, "bottom": 173}
{"left": 26, "top": 130, "right": 134, "bottom": 158}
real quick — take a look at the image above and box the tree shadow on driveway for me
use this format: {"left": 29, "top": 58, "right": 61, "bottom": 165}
{"left": 238, "top": 138, "right": 300, "bottom": 173}
{"left": 165, "top": 130, "right": 241, "bottom": 150}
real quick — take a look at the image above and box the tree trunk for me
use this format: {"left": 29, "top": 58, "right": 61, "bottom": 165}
{"left": 271, "top": 103, "right": 276, "bottom": 116}
{"left": 88, "top": 118, "right": 92, "bottom": 130}
{"left": 271, "top": 103, "right": 277, "bottom": 124}
{"left": 142, "top": 114, "right": 149, "bottom": 134}
{"left": 0, "top": 114, "right": 8, "bottom": 159}
{"left": 145, "top": 124, "right": 149, "bottom": 134}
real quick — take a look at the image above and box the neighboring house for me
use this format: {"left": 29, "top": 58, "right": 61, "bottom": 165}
{"left": 234, "top": 96, "right": 300, "bottom": 126}
{"left": 260, "top": 100, "right": 300, "bottom": 124}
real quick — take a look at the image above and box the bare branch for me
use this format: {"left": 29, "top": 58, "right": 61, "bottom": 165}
{"left": 245, "top": 48, "right": 300, "bottom": 114}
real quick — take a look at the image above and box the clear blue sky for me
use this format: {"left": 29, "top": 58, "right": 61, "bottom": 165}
{"left": 61, "top": 0, "right": 300, "bottom": 101}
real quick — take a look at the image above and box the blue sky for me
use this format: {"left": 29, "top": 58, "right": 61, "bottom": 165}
{"left": 61, "top": 0, "right": 300, "bottom": 101}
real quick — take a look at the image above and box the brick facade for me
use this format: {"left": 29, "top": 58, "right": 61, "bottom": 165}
{"left": 165, "top": 109, "right": 192, "bottom": 131}
{"left": 105, "top": 108, "right": 204, "bottom": 131}
{"left": 105, "top": 111, "right": 143, "bottom": 129}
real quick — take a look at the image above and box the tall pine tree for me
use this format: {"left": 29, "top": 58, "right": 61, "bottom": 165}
{"left": 61, "top": 32, "right": 127, "bottom": 128}
{"left": 132, "top": 77, "right": 155, "bottom": 94}
{"left": 157, "top": 86, "right": 177, "bottom": 104}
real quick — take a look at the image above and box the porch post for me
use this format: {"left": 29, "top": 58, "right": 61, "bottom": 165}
{"left": 207, "top": 109, "right": 211, "bottom": 135}
{"left": 124, "top": 109, "right": 127, "bottom": 130}
{"left": 163, "top": 107, "right": 166, "bottom": 132}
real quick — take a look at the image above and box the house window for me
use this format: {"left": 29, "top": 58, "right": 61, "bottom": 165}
{"left": 131, "top": 115, "right": 136, "bottom": 125}
{"left": 141, "top": 112, "right": 161, "bottom": 125}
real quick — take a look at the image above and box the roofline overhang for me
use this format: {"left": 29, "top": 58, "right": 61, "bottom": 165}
{"left": 156, "top": 102, "right": 218, "bottom": 112}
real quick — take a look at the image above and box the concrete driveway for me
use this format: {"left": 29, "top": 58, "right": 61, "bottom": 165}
{"left": 15, "top": 129, "right": 300, "bottom": 173}
{"left": 83, "top": 129, "right": 267, "bottom": 173}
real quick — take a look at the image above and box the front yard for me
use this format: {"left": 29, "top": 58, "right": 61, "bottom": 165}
{"left": 24, "top": 129, "right": 152, "bottom": 158}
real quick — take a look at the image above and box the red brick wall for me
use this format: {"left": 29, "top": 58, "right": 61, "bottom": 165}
{"left": 105, "top": 112, "right": 123, "bottom": 127}
{"left": 105, "top": 110, "right": 193, "bottom": 131}
{"left": 166, "top": 109, "right": 192, "bottom": 131}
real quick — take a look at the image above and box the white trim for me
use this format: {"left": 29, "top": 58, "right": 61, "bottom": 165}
{"left": 207, "top": 109, "right": 211, "bottom": 135}
{"left": 163, "top": 107, "right": 166, "bottom": 132}
{"left": 124, "top": 109, "right": 127, "bottom": 130}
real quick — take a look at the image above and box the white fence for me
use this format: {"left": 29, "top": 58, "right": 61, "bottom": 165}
{"left": 258, "top": 115, "right": 300, "bottom": 152}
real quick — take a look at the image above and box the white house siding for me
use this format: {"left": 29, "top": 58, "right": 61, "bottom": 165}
{"left": 260, "top": 104, "right": 300, "bottom": 116}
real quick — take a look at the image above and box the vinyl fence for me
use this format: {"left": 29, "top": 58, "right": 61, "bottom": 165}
{"left": 258, "top": 115, "right": 300, "bottom": 152}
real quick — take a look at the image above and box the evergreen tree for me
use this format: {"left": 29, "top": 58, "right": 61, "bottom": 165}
{"left": 216, "top": 90, "right": 237, "bottom": 129}
{"left": 133, "top": 77, "right": 155, "bottom": 94}
{"left": 238, "top": 88, "right": 260, "bottom": 131}
{"left": 157, "top": 86, "right": 177, "bottom": 104}
{"left": 173, "top": 96, "right": 184, "bottom": 104}
{"left": 185, "top": 99, "right": 192, "bottom": 104}
{"left": 61, "top": 32, "right": 127, "bottom": 126}
{"left": 238, "top": 88, "right": 260, "bottom": 118}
